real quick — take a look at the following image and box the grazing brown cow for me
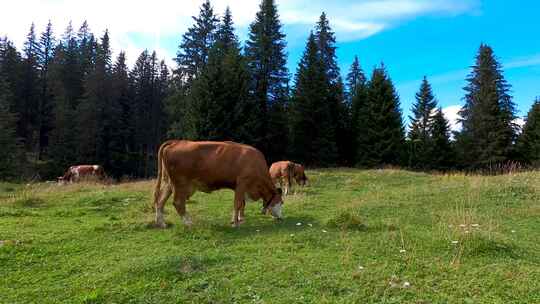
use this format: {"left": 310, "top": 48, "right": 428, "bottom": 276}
{"left": 292, "top": 163, "right": 308, "bottom": 186}
{"left": 58, "top": 165, "right": 105, "bottom": 184}
{"left": 269, "top": 161, "right": 295, "bottom": 195}
{"left": 269, "top": 161, "right": 308, "bottom": 195}
{"left": 153, "top": 140, "right": 284, "bottom": 228}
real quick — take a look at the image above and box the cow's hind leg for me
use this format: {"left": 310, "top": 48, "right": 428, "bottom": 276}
{"left": 155, "top": 184, "right": 172, "bottom": 228}
{"left": 172, "top": 187, "right": 192, "bottom": 227}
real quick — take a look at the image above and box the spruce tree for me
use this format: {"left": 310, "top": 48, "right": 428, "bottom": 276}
{"left": 347, "top": 55, "right": 367, "bottom": 165}
{"left": 187, "top": 8, "right": 253, "bottom": 143}
{"left": 430, "top": 107, "right": 453, "bottom": 170}
{"left": 108, "top": 52, "right": 135, "bottom": 177}
{"left": 357, "top": 65, "right": 405, "bottom": 167}
{"left": 37, "top": 20, "right": 56, "bottom": 160}
{"left": 455, "top": 44, "right": 517, "bottom": 168}
{"left": 76, "top": 30, "right": 112, "bottom": 163}
{"left": 408, "top": 76, "right": 437, "bottom": 169}
{"left": 245, "top": 0, "right": 289, "bottom": 161}
{"left": 517, "top": 99, "right": 540, "bottom": 166}
{"left": 346, "top": 55, "right": 366, "bottom": 104}
{"left": 20, "top": 23, "right": 41, "bottom": 153}
{"left": 0, "top": 75, "right": 23, "bottom": 179}
{"left": 175, "top": 0, "right": 219, "bottom": 83}
{"left": 289, "top": 33, "right": 337, "bottom": 166}
{"left": 314, "top": 12, "right": 349, "bottom": 165}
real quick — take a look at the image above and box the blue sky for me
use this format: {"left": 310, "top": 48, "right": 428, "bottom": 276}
{"left": 2, "top": 0, "right": 539, "bottom": 129}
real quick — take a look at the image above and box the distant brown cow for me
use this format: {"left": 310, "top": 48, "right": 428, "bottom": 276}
{"left": 153, "top": 140, "right": 284, "bottom": 228}
{"left": 58, "top": 165, "right": 105, "bottom": 184}
{"left": 269, "top": 161, "right": 295, "bottom": 195}
{"left": 269, "top": 161, "right": 308, "bottom": 195}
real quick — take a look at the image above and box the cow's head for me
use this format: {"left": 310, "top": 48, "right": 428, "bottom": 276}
{"left": 294, "top": 165, "right": 308, "bottom": 186}
{"left": 57, "top": 176, "right": 66, "bottom": 185}
{"left": 261, "top": 188, "right": 284, "bottom": 220}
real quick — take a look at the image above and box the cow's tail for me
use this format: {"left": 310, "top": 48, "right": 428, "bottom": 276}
{"left": 153, "top": 140, "right": 175, "bottom": 208}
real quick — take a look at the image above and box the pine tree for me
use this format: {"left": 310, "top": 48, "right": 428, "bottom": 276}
{"left": 408, "top": 76, "right": 437, "bottom": 169}
{"left": 289, "top": 33, "right": 337, "bottom": 166}
{"left": 314, "top": 12, "right": 349, "bottom": 165}
{"left": 175, "top": 0, "right": 219, "bottom": 83}
{"left": 357, "top": 65, "right": 405, "bottom": 167}
{"left": 0, "top": 75, "right": 23, "bottom": 179}
{"left": 19, "top": 23, "right": 41, "bottom": 153}
{"left": 430, "top": 107, "right": 453, "bottom": 170}
{"left": 346, "top": 55, "right": 366, "bottom": 104}
{"left": 108, "top": 52, "right": 135, "bottom": 177}
{"left": 187, "top": 8, "right": 254, "bottom": 144}
{"left": 455, "top": 44, "right": 517, "bottom": 169}
{"left": 48, "top": 23, "right": 83, "bottom": 171}
{"left": 37, "top": 20, "right": 56, "bottom": 160}
{"left": 517, "top": 99, "right": 540, "bottom": 166}
{"left": 245, "top": 0, "right": 289, "bottom": 160}
{"left": 347, "top": 56, "right": 368, "bottom": 165}
{"left": 76, "top": 30, "right": 112, "bottom": 163}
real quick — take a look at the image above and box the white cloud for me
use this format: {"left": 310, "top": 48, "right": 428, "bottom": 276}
{"left": 442, "top": 105, "right": 462, "bottom": 133}
{"left": 0, "top": 0, "right": 478, "bottom": 66}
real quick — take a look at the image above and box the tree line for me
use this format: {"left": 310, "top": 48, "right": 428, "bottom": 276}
{"left": 1, "top": 0, "right": 539, "bottom": 180}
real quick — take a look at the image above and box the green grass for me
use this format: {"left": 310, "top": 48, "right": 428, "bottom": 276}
{"left": 1, "top": 169, "right": 540, "bottom": 303}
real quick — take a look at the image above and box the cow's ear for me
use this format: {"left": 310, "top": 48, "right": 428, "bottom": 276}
{"left": 276, "top": 188, "right": 283, "bottom": 195}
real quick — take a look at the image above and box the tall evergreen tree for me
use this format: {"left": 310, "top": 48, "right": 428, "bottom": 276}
{"left": 76, "top": 30, "right": 112, "bottom": 163}
{"left": 347, "top": 56, "right": 368, "bottom": 165}
{"left": 314, "top": 12, "right": 349, "bottom": 165}
{"left": 289, "top": 33, "right": 337, "bottom": 166}
{"left": 186, "top": 7, "right": 254, "bottom": 143}
{"left": 19, "top": 23, "right": 41, "bottom": 153}
{"left": 108, "top": 51, "right": 135, "bottom": 177}
{"left": 356, "top": 65, "right": 405, "bottom": 167}
{"left": 430, "top": 107, "right": 454, "bottom": 170}
{"left": 245, "top": 0, "right": 289, "bottom": 161}
{"left": 517, "top": 98, "right": 540, "bottom": 166}
{"left": 346, "top": 55, "right": 366, "bottom": 104}
{"left": 175, "top": 0, "right": 219, "bottom": 83}
{"left": 0, "top": 75, "right": 23, "bottom": 179}
{"left": 408, "top": 76, "right": 438, "bottom": 169}
{"left": 37, "top": 20, "right": 56, "bottom": 159}
{"left": 455, "top": 44, "right": 517, "bottom": 168}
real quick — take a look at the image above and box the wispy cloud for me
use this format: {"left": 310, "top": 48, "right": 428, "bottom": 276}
{"left": 0, "top": 0, "right": 479, "bottom": 66}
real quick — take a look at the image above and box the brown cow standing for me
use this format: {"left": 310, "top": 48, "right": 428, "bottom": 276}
{"left": 269, "top": 161, "right": 295, "bottom": 195}
{"left": 58, "top": 165, "right": 105, "bottom": 184}
{"left": 153, "top": 140, "right": 284, "bottom": 228}
{"left": 269, "top": 161, "right": 308, "bottom": 195}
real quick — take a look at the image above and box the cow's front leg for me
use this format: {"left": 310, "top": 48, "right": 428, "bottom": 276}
{"left": 172, "top": 189, "right": 192, "bottom": 227}
{"left": 232, "top": 188, "right": 246, "bottom": 227}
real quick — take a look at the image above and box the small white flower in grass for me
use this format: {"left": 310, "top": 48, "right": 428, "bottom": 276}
{"left": 308, "top": 223, "right": 313, "bottom": 227}
{"left": 403, "top": 281, "right": 411, "bottom": 288}
{"left": 296, "top": 222, "right": 302, "bottom": 226}
{"left": 290, "top": 234, "right": 295, "bottom": 237}
{"left": 322, "top": 230, "right": 328, "bottom": 233}
{"left": 357, "top": 265, "right": 364, "bottom": 270}
{"left": 465, "top": 230, "right": 470, "bottom": 234}
{"left": 459, "top": 224, "right": 466, "bottom": 228}
{"left": 511, "top": 230, "right": 516, "bottom": 233}
{"left": 472, "top": 224, "right": 480, "bottom": 228}
{"left": 399, "top": 249, "right": 406, "bottom": 253}
{"left": 448, "top": 224, "right": 454, "bottom": 228}
{"left": 452, "top": 241, "right": 459, "bottom": 245}
{"left": 256, "top": 229, "right": 260, "bottom": 232}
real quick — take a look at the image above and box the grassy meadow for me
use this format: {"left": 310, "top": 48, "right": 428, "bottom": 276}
{"left": 1, "top": 169, "right": 539, "bottom": 303}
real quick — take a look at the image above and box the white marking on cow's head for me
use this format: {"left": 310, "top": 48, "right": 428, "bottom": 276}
{"left": 93, "top": 165, "right": 99, "bottom": 170}
{"left": 270, "top": 203, "right": 283, "bottom": 219}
